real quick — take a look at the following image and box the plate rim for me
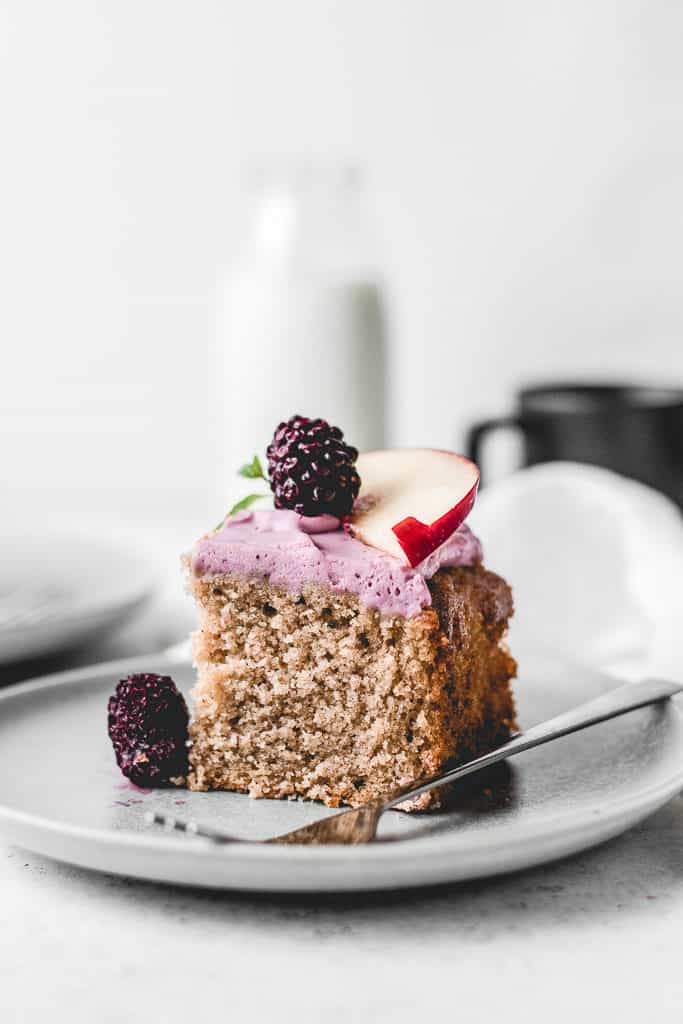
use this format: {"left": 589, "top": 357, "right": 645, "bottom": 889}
{"left": 0, "top": 535, "right": 157, "bottom": 624}
{"left": 1, "top": 653, "right": 683, "bottom": 874}
{"left": 0, "top": 531, "right": 158, "bottom": 661}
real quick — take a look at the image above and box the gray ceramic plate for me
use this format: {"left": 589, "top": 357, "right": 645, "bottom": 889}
{"left": 0, "top": 530, "right": 156, "bottom": 663}
{"left": 0, "top": 649, "right": 682, "bottom": 892}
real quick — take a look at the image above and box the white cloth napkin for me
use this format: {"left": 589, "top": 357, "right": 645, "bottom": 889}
{"left": 469, "top": 462, "right": 683, "bottom": 681}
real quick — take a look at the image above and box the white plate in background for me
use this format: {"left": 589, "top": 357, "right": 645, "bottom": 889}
{"left": 0, "top": 530, "right": 156, "bottom": 663}
{"left": 0, "top": 649, "right": 681, "bottom": 891}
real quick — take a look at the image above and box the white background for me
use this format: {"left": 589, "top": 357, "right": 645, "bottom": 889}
{"left": 3, "top": 1, "right": 683, "bottom": 533}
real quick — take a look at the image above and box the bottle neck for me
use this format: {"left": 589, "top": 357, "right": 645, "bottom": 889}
{"left": 245, "top": 166, "right": 375, "bottom": 277}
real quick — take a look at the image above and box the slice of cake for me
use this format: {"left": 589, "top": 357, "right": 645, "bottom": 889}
{"left": 184, "top": 416, "right": 516, "bottom": 810}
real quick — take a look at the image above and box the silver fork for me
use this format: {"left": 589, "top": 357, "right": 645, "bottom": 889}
{"left": 146, "top": 676, "right": 682, "bottom": 846}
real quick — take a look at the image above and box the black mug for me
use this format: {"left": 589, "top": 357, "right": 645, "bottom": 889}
{"left": 466, "top": 382, "right": 683, "bottom": 508}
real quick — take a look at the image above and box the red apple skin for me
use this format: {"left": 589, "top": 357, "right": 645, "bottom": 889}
{"left": 392, "top": 478, "right": 479, "bottom": 567}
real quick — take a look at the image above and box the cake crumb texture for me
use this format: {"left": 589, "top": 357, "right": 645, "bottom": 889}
{"left": 187, "top": 564, "right": 516, "bottom": 810}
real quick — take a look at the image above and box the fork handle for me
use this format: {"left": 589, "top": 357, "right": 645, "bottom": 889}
{"left": 383, "top": 677, "right": 683, "bottom": 811}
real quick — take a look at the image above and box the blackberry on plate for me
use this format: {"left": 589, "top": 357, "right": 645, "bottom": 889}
{"left": 107, "top": 673, "right": 189, "bottom": 786}
{"left": 266, "top": 415, "right": 361, "bottom": 518}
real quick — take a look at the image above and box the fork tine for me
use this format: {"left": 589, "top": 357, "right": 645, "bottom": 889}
{"left": 144, "top": 809, "right": 241, "bottom": 844}
{"left": 144, "top": 803, "right": 381, "bottom": 846}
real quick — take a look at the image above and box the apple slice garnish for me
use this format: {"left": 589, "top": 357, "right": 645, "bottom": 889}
{"left": 350, "top": 449, "right": 480, "bottom": 567}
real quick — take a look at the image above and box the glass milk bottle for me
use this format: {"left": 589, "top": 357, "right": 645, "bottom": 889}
{"left": 217, "top": 163, "right": 386, "bottom": 507}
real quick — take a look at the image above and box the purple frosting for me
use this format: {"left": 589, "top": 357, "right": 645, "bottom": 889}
{"left": 191, "top": 509, "right": 483, "bottom": 618}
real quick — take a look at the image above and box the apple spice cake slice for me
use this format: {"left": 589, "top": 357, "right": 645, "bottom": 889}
{"left": 186, "top": 551, "right": 515, "bottom": 809}
{"left": 184, "top": 416, "right": 516, "bottom": 810}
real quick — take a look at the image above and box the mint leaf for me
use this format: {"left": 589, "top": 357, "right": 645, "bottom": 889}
{"left": 212, "top": 456, "right": 268, "bottom": 528}
{"left": 228, "top": 492, "right": 269, "bottom": 517}
{"left": 238, "top": 455, "right": 265, "bottom": 480}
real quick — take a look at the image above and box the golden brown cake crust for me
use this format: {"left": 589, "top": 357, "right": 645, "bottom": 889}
{"left": 186, "top": 563, "right": 516, "bottom": 811}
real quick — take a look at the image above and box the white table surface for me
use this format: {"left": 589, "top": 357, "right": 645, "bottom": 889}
{"left": 1, "top": 609, "right": 682, "bottom": 1022}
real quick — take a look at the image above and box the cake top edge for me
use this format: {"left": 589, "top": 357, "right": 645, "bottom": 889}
{"left": 189, "top": 508, "right": 482, "bottom": 618}
{"left": 190, "top": 414, "right": 483, "bottom": 616}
